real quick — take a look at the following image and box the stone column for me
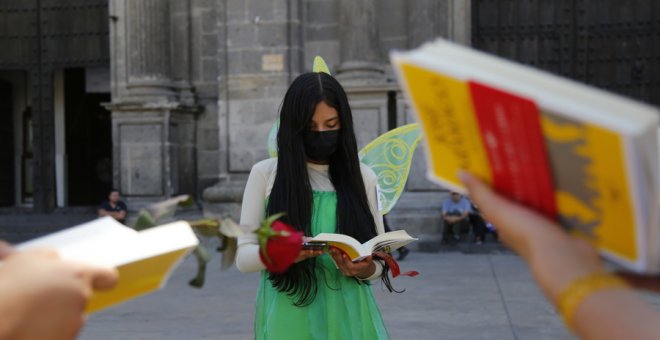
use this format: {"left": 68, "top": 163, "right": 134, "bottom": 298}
{"left": 106, "top": 0, "right": 199, "bottom": 208}
{"left": 125, "top": 0, "right": 175, "bottom": 99}
{"left": 170, "top": 0, "right": 196, "bottom": 105}
{"left": 336, "top": 0, "right": 384, "bottom": 82}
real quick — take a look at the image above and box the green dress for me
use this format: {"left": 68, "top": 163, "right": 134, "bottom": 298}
{"left": 255, "top": 191, "right": 390, "bottom": 340}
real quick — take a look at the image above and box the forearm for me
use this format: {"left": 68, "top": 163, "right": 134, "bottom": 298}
{"left": 0, "top": 319, "right": 16, "bottom": 340}
{"left": 235, "top": 243, "right": 266, "bottom": 272}
{"left": 357, "top": 260, "right": 383, "bottom": 281}
{"left": 108, "top": 211, "right": 124, "bottom": 219}
{"left": 573, "top": 288, "right": 660, "bottom": 340}
{"left": 0, "top": 284, "right": 25, "bottom": 339}
{"left": 98, "top": 210, "right": 123, "bottom": 219}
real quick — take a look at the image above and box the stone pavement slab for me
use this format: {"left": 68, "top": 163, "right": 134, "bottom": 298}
{"left": 80, "top": 252, "right": 580, "bottom": 339}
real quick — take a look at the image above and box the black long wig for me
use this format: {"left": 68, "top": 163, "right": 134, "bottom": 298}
{"left": 266, "top": 72, "right": 378, "bottom": 306}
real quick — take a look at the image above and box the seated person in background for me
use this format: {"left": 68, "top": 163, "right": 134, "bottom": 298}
{"left": 98, "top": 189, "right": 127, "bottom": 224}
{"left": 468, "top": 201, "right": 488, "bottom": 245}
{"left": 441, "top": 192, "right": 472, "bottom": 244}
{"left": 467, "top": 200, "right": 498, "bottom": 244}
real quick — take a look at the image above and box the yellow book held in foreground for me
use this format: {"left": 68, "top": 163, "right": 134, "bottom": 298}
{"left": 309, "top": 230, "right": 417, "bottom": 262}
{"left": 17, "top": 216, "right": 198, "bottom": 313}
{"left": 391, "top": 38, "right": 660, "bottom": 273}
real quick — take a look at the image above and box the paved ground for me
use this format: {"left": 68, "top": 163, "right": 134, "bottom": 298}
{"left": 7, "top": 213, "right": 660, "bottom": 339}
{"left": 79, "top": 251, "right": 582, "bottom": 340}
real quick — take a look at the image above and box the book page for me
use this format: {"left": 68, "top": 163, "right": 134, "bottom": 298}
{"left": 310, "top": 233, "right": 366, "bottom": 260}
{"left": 16, "top": 217, "right": 138, "bottom": 267}
{"left": 364, "top": 230, "right": 416, "bottom": 254}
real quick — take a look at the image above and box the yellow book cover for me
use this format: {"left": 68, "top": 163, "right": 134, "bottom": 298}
{"left": 16, "top": 217, "right": 199, "bottom": 313}
{"left": 391, "top": 38, "right": 660, "bottom": 273}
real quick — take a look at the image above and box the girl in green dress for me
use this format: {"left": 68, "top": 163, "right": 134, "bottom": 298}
{"left": 236, "top": 72, "right": 390, "bottom": 339}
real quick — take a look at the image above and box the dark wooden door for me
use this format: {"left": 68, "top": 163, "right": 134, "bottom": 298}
{"left": 64, "top": 68, "right": 112, "bottom": 206}
{"left": 0, "top": 0, "right": 109, "bottom": 211}
{"left": 0, "top": 81, "right": 15, "bottom": 206}
{"left": 473, "top": 0, "right": 660, "bottom": 106}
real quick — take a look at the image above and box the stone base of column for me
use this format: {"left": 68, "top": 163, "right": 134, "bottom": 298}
{"left": 105, "top": 101, "right": 200, "bottom": 210}
{"left": 125, "top": 79, "right": 178, "bottom": 99}
{"left": 335, "top": 61, "right": 386, "bottom": 84}
{"left": 201, "top": 178, "right": 247, "bottom": 221}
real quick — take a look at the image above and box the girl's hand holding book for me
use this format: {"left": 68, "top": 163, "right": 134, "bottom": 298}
{"left": 295, "top": 237, "right": 324, "bottom": 263}
{"left": 328, "top": 247, "right": 376, "bottom": 279}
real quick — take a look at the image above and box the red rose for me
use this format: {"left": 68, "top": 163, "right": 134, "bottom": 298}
{"left": 255, "top": 214, "right": 303, "bottom": 273}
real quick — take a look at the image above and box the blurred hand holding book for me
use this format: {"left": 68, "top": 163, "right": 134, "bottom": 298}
{"left": 392, "top": 38, "right": 660, "bottom": 273}
{"left": 17, "top": 216, "right": 198, "bottom": 313}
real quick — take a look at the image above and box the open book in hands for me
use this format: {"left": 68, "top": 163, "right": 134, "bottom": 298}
{"left": 309, "top": 230, "right": 417, "bottom": 262}
{"left": 16, "top": 216, "right": 198, "bottom": 313}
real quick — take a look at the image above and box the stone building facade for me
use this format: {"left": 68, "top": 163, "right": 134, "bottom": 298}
{"left": 0, "top": 0, "right": 470, "bottom": 236}
{"left": 3, "top": 0, "right": 655, "bottom": 239}
{"left": 109, "top": 0, "right": 471, "bottom": 235}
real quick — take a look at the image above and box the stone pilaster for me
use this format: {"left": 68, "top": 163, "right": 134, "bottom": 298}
{"left": 107, "top": 0, "right": 200, "bottom": 208}
{"left": 125, "top": 0, "right": 175, "bottom": 99}
{"left": 335, "top": 0, "right": 384, "bottom": 82}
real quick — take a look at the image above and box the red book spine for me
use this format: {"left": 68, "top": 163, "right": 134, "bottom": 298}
{"left": 468, "top": 81, "right": 557, "bottom": 219}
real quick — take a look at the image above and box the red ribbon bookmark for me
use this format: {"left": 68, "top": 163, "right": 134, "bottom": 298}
{"left": 373, "top": 252, "right": 419, "bottom": 278}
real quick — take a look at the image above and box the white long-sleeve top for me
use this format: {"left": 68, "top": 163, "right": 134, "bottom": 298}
{"left": 236, "top": 157, "right": 385, "bottom": 280}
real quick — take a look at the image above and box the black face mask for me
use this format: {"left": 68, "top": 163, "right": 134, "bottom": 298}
{"left": 303, "top": 130, "right": 339, "bottom": 162}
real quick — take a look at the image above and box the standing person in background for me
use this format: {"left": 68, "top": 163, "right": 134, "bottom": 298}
{"left": 460, "top": 172, "right": 660, "bottom": 339}
{"left": 383, "top": 214, "right": 410, "bottom": 260}
{"left": 98, "top": 189, "right": 127, "bottom": 224}
{"left": 441, "top": 192, "right": 472, "bottom": 244}
{"left": 236, "top": 71, "right": 390, "bottom": 339}
{"left": 0, "top": 241, "right": 118, "bottom": 340}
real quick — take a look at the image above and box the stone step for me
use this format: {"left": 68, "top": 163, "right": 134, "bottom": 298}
{"left": 0, "top": 214, "right": 96, "bottom": 243}
{"left": 0, "top": 207, "right": 206, "bottom": 244}
{"left": 415, "top": 232, "right": 509, "bottom": 254}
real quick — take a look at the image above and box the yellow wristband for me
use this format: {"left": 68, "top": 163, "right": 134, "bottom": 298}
{"left": 556, "top": 273, "right": 629, "bottom": 331}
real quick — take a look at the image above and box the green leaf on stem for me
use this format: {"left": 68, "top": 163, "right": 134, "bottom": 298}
{"left": 189, "top": 219, "right": 220, "bottom": 238}
{"left": 148, "top": 195, "right": 191, "bottom": 222}
{"left": 219, "top": 217, "right": 247, "bottom": 238}
{"left": 133, "top": 209, "right": 157, "bottom": 231}
{"left": 188, "top": 245, "right": 211, "bottom": 288}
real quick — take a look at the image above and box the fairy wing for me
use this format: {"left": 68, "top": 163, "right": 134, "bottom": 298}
{"left": 358, "top": 123, "right": 423, "bottom": 214}
{"left": 313, "top": 56, "right": 331, "bottom": 75}
{"left": 267, "top": 118, "right": 279, "bottom": 158}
